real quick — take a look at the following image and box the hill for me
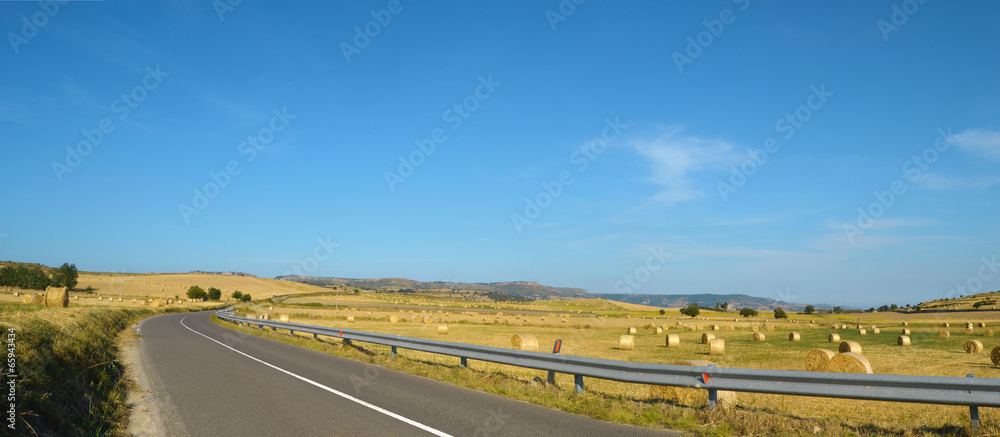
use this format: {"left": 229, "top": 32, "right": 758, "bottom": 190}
{"left": 915, "top": 289, "right": 1000, "bottom": 312}
{"left": 594, "top": 293, "right": 829, "bottom": 312}
{"left": 275, "top": 276, "right": 589, "bottom": 300}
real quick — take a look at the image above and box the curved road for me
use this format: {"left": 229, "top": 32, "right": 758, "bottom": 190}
{"left": 129, "top": 311, "right": 681, "bottom": 436}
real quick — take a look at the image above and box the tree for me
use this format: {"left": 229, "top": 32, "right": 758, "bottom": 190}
{"left": 206, "top": 287, "right": 222, "bottom": 301}
{"left": 51, "top": 263, "right": 78, "bottom": 290}
{"left": 239, "top": 293, "right": 252, "bottom": 302}
{"left": 721, "top": 302, "right": 729, "bottom": 311}
{"left": 186, "top": 285, "right": 206, "bottom": 300}
{"left": 877, "top": 304, "right": 889, "bottom": 312}
{"left": 803, "top": 305, "right": 815, "bottom": 315}
{"left": 739, "top": 308, "right": 758, "bottom": 318}
{"left": 232, "top": 290, "right": 244, "bottom": 300}
{"left": 773, "top": 308, "right": 787, "bottom": 319}
{"left": 658, "top": 309, "right": 666, "bottom": 315}
{"left": 832, "top": 306, "right": 843, "bottom": 314}
{"left": 973, "top": 302, "right": 983, "bottom": 309}
{"left": 889, "top": 304, "right": 898, "bottom": 310}
{"left": 680, "top": 303, "right": 700, "bottom": 318}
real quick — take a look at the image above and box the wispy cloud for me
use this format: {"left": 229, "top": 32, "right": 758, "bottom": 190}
{"left": 629, "top": 128, "right": 738, "bottom": 205}
{"left": 949, "top": 128, "right": 1000, "bottom": 160}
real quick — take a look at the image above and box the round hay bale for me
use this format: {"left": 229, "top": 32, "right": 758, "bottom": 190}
{"left": 991, "top": 346, "right": 1000, "bottom": 366}
{"left": 619, "top": 335, "right": 635, "bottom": 350}
{"left": 389, "top": 315, "right": 399, "bottom": 323}
{"left": 965, "top": 328, "right": 974, "bottom": 334}
{"left": 751, "top": 325, "right": 759, "bottom": 332}
{"left": 964, "top": 340, "right": 984, "bottom": 354}
{"left": 347, "top": 316, "right": 355, "bottom": 323}
{"left": 902, "top": 328, "right": 911, "bottom": 335}
{"left": 438, "top": 324, "right": 448, "bottom": 334}
{"left": 709, "top": 338, "right": 725, "bottom": 355}
{"left": 725, "top": 325, "right": 734, "bottom": 331}
{"left": 985, "top": 329, "right": 994, "bottom": 337}
{"left": 829, "top": 352, "right": 873, "bottom": 374}
{"left": 279, "top": 314, "right": 290, "bottom": 322}
{"left": 413, "top": 316, "right": 422, "bottom": 323}
{"left": 649, "top": 360, "right": 735, "bottom": 407}
{"left": 711, "top": 325, "right": 720, "bottom": 331}
{"left": 902, "top": 322, "right": 908, "bottom": 326}
{"left": 765, "top": 325, "right": 774, "bottom": 332}
{"left": 701, "top": 333, "right": 715, "bottom": 344}
{"left": 687, "top": 325, "right": 697, "bottom": 331}
{"left": 511, "top": 334, "right": 538, "bottom": 351}
{"left": 942, "top": 322, "right": 950, "bottom": 328}
{"left": 752, "top": 332, "right": 765, "bottom": 342}
{"left": 856, "top": 324, "right": 863, "bottom": 330}
{"left": 423, "top": 316, "right": 434, "bottom": 325}
{"left": 828, "top": 333, "right": 841, "bottom": 342}
{"left": 654, "top": 327, "right": 663, "bottom": 335}
{"left": 43, "top": 286, "right": 69, "bottom": 308}
{"left": 626, "top": 327, "right": 637, "bottom": 335}
{"left": 872, "top": 328, "right": 880, "bottom": 334}
{"left": 665, "top": 334, "right": 680, "bottom": 348}
{"left": 696, "top": 324, "right": 705, "bottom": 330}
{"left": 839, "top": 341, "right": 862, "bottom": 353}
{"left": 858, "top": 329, "right": 867, "bottom": 336}
{"left": 939, "top": 330, "right": 950, "bottom": 338}
{"left": 978, "top": 322, "right": 986, "bottom": 328}
{"left": 804, "top": 349, "right": 836, "bottom": 371}
{"left": 788, "top": 332, "right": 801, "bottom": 341}
{"left": 897, "top": 335, "right": 911, "bottom": 346}
{"left": 830, "top": 324, "right": 839, "bottom": 329}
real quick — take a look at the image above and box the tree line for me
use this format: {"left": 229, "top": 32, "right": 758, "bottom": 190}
{"left": 0, "top": 263, "right": 78, "bottom": 290}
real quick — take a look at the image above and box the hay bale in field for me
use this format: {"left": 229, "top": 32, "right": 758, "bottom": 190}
{"left": 438, "top": 324, "right": 448, "bottom": 334}
{"left": 98, "top": 296, "right": 104, "bottom": 301}
{"left": 804, "top": 349, "right": 836, "bottom": 371}
{"left": 711, "top": 324, "right": 720, "bottom": 331}
{"left": 627, "top": 327, "right": 637, "bottom": 335}
{"left": 725, "top": 325, "right": 734, "bottom": 331}
{"left": 939, "top": 330, "right": 950, "bottom": 338}
{"left": 709, "top": 338, "right": 725, "bottom": 355}
{"left": 858, "top": 329, "right": 867, "bottom": 336}
{"left": 964, "top": 340, "right": 984, "bottom": 354}
{"left": 902, "top": 328, "right": 911, "bottom": 335}
{"left": 751, "top": 325, "right": 759, "bottom": 332}
{"left": 897, "top": 335, "right": 911, "bottom": 346}
{"left": 765, "top": 325, "right": 774, "bottom": 332}
{"left": 153, "top": 298, "right": 166, "bottom": 308}
{"left": 902, "top": 322, "right": 908, "bottom": 326}
{"left": 423, "top": 316, "right": 434, "bottom": 325}
{"left": 279, "top": 314, "right": 289, "bottom": 322}
{"left": 696, "top": 324, "right": 705, "bottom": 330}
{"left": 701, "top": 333, "right": 715, "bottom": 344}
{"left": 649, "top": 360, "right": 736, "bottom": 407}
{"left": 839, "top": 341, "right": 862, "bottom": 353}
{"left": 965, "top": 328, "right": 974, "bottom": 334}
{"left": 389, "top": 315, "right": 399, "bottom": 323}
{"left": 665, "top": 334, "right": 680, "bottom": 348}
{"left": 856, "top": 324, "right": 863, "bottom": 330}
{"left": 752, "top": 332, "right": 765, "bottom": 342}
{"left": 942, "top": 322, "right": 949, "bottom": 328}
{"left": 687, "top": 325, "right": 697, "bottom": 331}
{"left": 619, "top": 335, "right": 635, "bottom": 350}
{"left": 347, "top": 316, "right": 355, "bottom": 323}
{"left": 661, "top": 324, "right": 670, "bottom": 331}
{"left": 985, "top": 330, "right": 994, "bottom": 337}
{"left": 831, "top": 324, "right": 838, "bottom": 329}
{"left": 828, "top": 333, "right": 841, "bottom": 342}
{"left": 654, "top": 327, "right": 663, "bottom": 335}
{"left": 511, "top": 334, "right": 538, "bottom": 351}
{"left": 978, "top": 322, "right": 986, "bottom": 328}
{"left": 789, "top": 332, "right": 801, "bottom": 341}
{"left": 260, "top": 314, "right": 270, "bottom": 320}
{"left": 872, "top": 328, "right": 880, "bottom": 334}
{"left": 991, "top": 346, "right": 1000, "bottom": 366}
{"left": 828, "top": 352, "right": 873, "bottom": 374}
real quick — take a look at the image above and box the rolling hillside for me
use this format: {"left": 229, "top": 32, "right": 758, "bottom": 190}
{"left": 276, "top": 276, "right": 590, "bottom": 299}
{"left": 594, "top": 293, "right": 830, "bottom": 311}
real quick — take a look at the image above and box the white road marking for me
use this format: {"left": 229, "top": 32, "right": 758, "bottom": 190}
{"left": 179, "top": 315, "right": 453, "bottom": 437}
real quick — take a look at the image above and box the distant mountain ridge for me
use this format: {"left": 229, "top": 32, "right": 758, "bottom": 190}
{"left": 595, "top": 293, "right": 831, "bottom": 311}
{"left": 275, "top": 275, "right": 589, "bottom": 299}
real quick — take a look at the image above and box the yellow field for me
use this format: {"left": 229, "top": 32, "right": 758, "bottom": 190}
{"left": 228, "top": 292, "right": 1000, "bottom": 436}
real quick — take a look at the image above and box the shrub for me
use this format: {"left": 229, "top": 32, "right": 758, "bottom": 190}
{"left": 680, "top": 303, "right": 700, "bottom": 318}
{"left": 803, "top": 305, "right": 815, "bottom": 314}
{"left": 740, "top": 308, "right": 759, "bottom": 318}
{"left": 773, "top": 308, "right": 787, "bottom": 319}
{"left": 186, "top": 285, "right": 206, "bottom": 300}
{"left": 207, "top": 287, "right": 222, "bottom": 301}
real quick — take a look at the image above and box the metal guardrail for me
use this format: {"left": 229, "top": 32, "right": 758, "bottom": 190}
{"left": 215, "top": 310, "right": 999, "bottom": 430}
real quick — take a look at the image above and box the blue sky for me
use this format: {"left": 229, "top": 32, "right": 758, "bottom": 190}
{"left": 2, "top": 1, "right": 999, "bottom": 308}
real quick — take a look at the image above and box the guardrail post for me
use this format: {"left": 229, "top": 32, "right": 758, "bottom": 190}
{"left": 289, "top": 329, "right": 294, "bottom": 335}
{"left": 968, "top": 374, "right": 980, "bottom": 432}
{"left": 708, "top": 364, "right": 718, "bottom": 410}
{"left": 391, "top": 346, "right": 397, "bottom": 358}
{"left": 461, "top": 357, "right": 468, "bottom": 368}
{"left": 574, "top": 375, "right": 584, "bottom": 394}
{"left": 313, "top": 333, "right": 318, "bottom": 340}
{"left": 547, "top": 339, "right": 562, "bottom": 385}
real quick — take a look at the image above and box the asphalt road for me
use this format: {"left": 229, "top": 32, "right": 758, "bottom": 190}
{"left": 131, "top": 311, "right": 682, "bottom": 436}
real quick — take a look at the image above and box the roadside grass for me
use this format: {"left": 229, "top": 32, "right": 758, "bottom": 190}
{"left": 0, "top": 304, "right": 218, "bottom": 436}
{"left": 214, "top": 310, "right": 999, "bottom": 436}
